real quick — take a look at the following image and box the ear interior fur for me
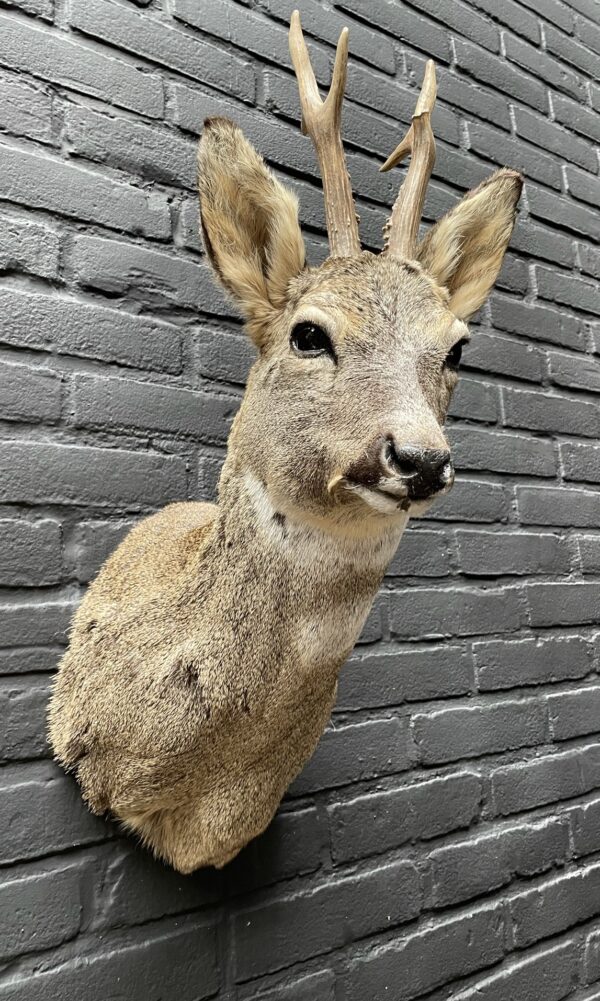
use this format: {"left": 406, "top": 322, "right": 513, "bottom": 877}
{"left": 417, "top": 168, "right": 523, "bottom": 320}
{"left": 198, "top": 117, "right": 305, "bottom": 345}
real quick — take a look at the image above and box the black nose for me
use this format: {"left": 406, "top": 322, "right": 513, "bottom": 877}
{"left": 386, "top": 442, "right": 454, "bottom": 499}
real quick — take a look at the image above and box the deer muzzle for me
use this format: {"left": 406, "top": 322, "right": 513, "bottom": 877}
{"left": 343, "top": 433, "right": 454, "bottom": 508}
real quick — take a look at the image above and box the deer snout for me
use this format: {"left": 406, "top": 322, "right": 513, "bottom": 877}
{"left": 384, "top": 440, "right": 454, "bottom": 500}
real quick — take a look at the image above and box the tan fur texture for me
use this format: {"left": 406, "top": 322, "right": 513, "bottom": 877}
{"left": 49, "top": 117, "right": 521, "bottom": 873}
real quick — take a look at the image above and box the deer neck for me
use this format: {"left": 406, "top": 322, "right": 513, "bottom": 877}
{"left": 211, "top": 465, "right": 408, "bottom": 669}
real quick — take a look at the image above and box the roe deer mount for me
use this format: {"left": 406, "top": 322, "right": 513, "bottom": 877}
{"left": 49, "top": 11, "right": 523, "bottom": 873}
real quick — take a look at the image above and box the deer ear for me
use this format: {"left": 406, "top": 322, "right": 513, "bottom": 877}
{"left": 198, "top": 117, "right": 305, "bottom": 344}
{"left": 416, "top": 169, "right": 523, "bottom": 320}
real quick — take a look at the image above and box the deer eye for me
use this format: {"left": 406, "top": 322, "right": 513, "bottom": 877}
{"left": 445, "top": 338, "right": 468, "bottom": 371}
{"left": 290, "top": 322, "right": 336, "bottom": 361}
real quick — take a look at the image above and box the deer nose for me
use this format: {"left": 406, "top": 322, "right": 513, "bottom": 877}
{"left": 385, "top": 442, "right": 454, "bottom": 499}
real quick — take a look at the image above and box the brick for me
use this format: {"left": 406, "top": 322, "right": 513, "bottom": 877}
{"left": 414, "top": 698, "right": 546, "bottom": 764}
{"left": 584, "top": 928, "right": 600, "bottom": 984}
{"left": 503, "top": 386, "right": 600, "bottom": 437}
{"left": 0, "top": 288, "right": 182, "bottom": 374}
{"left": 337, "top": 0, "right": 451, "bottom": 62}
{"left": 387, "top": 528, "right": 454, "bottom": 577}
{"left": 0, "top": 143, "right": 169, "bottom": 238}
{"left": 0, "top": 358, "right": 61, "bottom": 424}
{"left": 389, "top": 585, "right": 522, "bottom": 640}
{"left": 549, "top": 351, "right": 600, "bottom": 393}
{"left": 0, "top": 213, "right": 59, "bottom": 280}
{"left": 453, "top": 36, "right": 547, "bottom": 111}
{"left": 1, "top": 599, "right": 75, "bottom": 648}
{"left": 579, "top": 535, "right": 600, "bottom": 573}
{"left": 490, "top": 294, "right": 586, "bottom": 350}
{"left": 234, "top": 860, "right": 420, "bottom": 980}
{"left": 421, "top": 478, "right": 509, "bottom": 524}
{"left": 227, "top": 808, "right": 323, "bottom": 895}
{"left": 429, "top": 817, "right": 569, "bottom": 907}
{"left": 511, "top": 218, "right": 575, "bottom": 268}
{"left": 400, "top": 0, "right": 500, "bottom": 50}
{"left": 517, "top": 0, "right": 573, "bottom": 32}
{"left": 456, "top": 529, "right": 570, "bottom": 576}
{"left": 467, "top": 121, "right": 562, "bottom": 189}
{"left": 535, "top": 265, "right": 599, "bottom": 315}
{"left": 70, "top": 373, "right": 238, "bottom": 445}
{"left": 64, "top": 103, "right": 197, "bottom": 189}
{"left": 528, "top": 186, "right": 600, "bottom": 242}
{"left": 0, "top": 72, "right": 52, "bottom": 143}
{"left": 528, "top": 582, "right": 600, "bottom": 627}
{"left": 0, "top": 12, "right": 163, "bottom": 118}
{"left": 0, "top": 648, "right": 62, "bottom": 676}
{"left": 195, "top": 326, "right": 256, "bottom": 387}
{"left": 340, "top": 901, "right": 505, "bottom": 1001}
{"left": 510, "top": 864, "right": 600, "bottom": 948}
{"left": 491, "top": 747, "right": 592, "bottom": 816}
{"left": 546, "top": 22, "right": 600, "bottom": 79}
{"left": 71, "top": 234, "right": 227, "bottom": 315}
{"left": 337, "top": 644, "right": 473, "bottom": 710}
{"left": 553, "top": 92, "right": 600, "bottom": 143}
{"left": 250, "top": 971, "right": 335, "bottom": 1001}
{"left": 580, "top": 242, "right": 600, "bottom": 280}
{"left": 565, "top": 165, "right": 600, "bottom": 209}
{"left": 0, "top": 676, "right": 50, "bottom": 761}
{"left": 446, "top": 941, "right": 578, "bottom": 1001}
{"left": 329, "top": 771, "right": 481, "bottom": 863}
{"left": 463, "top": 0, "right": 540, "bottom": 43}
{"left": 290, "top": 717, "right": 410, "bottom": 796}
{"left": 518, "top": 485, "right": 600, "bottom": 527}
{"left": 435, "top": 64, "right": 511, "bottom": 130}
{"left": 448, "top": 376, "right": 499, "bottom": 423}
{"left": 475, "top": 635, "right": 592, "bottom": 691}
{"left": 0, "top": 519, "right": 61, "bottom": 587}
{"left": 0, "top": 862, "right": 83, "bottom": 961}
{"left": 0, "top": 920, "right": 218, "bottom": 1001}
{"left": 505, "top": 32, "right": 586, "bottom": 100}
{"left": 563, "top": 443, "right": 600, "bottom": 485}
{"left": 70, "top": 0, "right": 254, "bottom": 102}
{"left": 549, "top": 686, "right": 600, "bottom": 741}
{"left": 572, "top": 796, "right": 600, "bottom": 858}
{"left": 91, "top": 842, "right": 221, "bottom": 930}
{"left": 0, "top": 762, "right": 112, "bottom": 864}
{"left": 0, "top": 441, "right": 187, "bottom": 510}
{"left": 513, "top": 105, "right": 598, "bottom": 173}
{"left": 448, "top": 426, "right": 556, "bottom": 477}
{"left": 3, "top": 0, "right": 53, "bottom": 17}
{"left": 70, "top": 520, "right": 133, "bottom": 583}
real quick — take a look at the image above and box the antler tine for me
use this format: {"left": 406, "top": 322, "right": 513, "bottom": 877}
{"left": 380, "top": 60, "right": 437, "bottom": 259}
{"left": 289, "top": 10, "right": 360, "bottom": 258}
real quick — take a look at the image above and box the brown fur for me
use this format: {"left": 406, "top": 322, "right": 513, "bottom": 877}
{"left": 49, "top": 117, "right": 521, "bottom": 872}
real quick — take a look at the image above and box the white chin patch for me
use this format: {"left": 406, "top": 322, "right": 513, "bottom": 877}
{"left": 348, "top": 483, "right": 406, "bottom": 515}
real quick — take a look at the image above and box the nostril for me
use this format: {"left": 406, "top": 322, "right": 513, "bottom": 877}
{"left": 385, "top": 441, "right": 420, "bottom": 479}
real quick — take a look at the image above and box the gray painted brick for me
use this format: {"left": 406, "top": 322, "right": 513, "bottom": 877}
{"left": 490, "top": 294, "right": 586, "bottom": 350}
{"left": 528, "top": 185, "right": 600, "bottom": 241}
{"left": 70, "top": 372, "right": 238, "bottom": 444}
{"left": 549, "top": 350, "right": 600, "bottom": 393}
{"left": 0, "top": 213, "right": 59, "bottom": 280}
{"left": 421, "top": 478, "right": 509, "bottom": 524}
{"left": 70, "top": 520, "right": 134, "bottom": 583}
{"left": 338, "top": 644, "right": 473, "bottom": 710}
{"left": 503, "top": 386, "right": 600, "bottom": 437}
{"left": 429, "top": 817, "right": 569, "bottom": 907}
{"left": 0, "top": 519, "right": 62, "bottom": 587}
{"left": 0, "top": 288, "right": 182, "bottom": 374}
{"left": 0, "top": 11, "right": 164, "bottom": 118}
{"left": 0, "top": 143, "right": 170, "bottom": 239}
{"left": 0, "top": 358, "right": 61, "bottom": 424}
{"left": 250, "top": 971, "right": 335, "bottom": 1001}
{"left": 0, "top": 72, "right": 52, "bottom": 143}
{"left": 340, "top": 901, "right": 505, "bottom": 1001}
{"left": 448, "top": 426, "right": 556, "bottom": 477}
{"left": 491, "top": 747, "right": 595, "bottom": 816}
{"left": 553, "top": 91, "right": 600, "bottom": 143}
{"left": 456, "top": 529, "right": 570, "bottom": 576}
{"left": 474, "top": 635, "right": 592, "bottom": 691}
{"left": 389, "top": 585, "right": 523, "bottom": 640}
{"left": 1, "top": 599, "right": 75, "bottom": 648}
{"left": 387, "top": 527, "right": 454, "bottom": 577}
{"left": 513, "top": 104, "right": 598, "bottom": 173}
{"left": 454, "top": 36, "right": 547, "bottom": 111}
{"left": 70, "top": 0, "right": 255, "bottom": 102}
{"left": 445, "top": 941, "right": 578, "bottom": 1001}
{"left": 0, "top": 862, "right": 84, "bottom": 960}
{"left": 0, "top": 441, "right": 187, "bottom": 509}
{"left": 414, "top": 697, "right": 546, "bottom": 764}
{"left": 517, "top": 485, "right": 600, "bottom": 527}
{"left": 548, "top": 686, "right": 600, "bottom": 741}
{"left": 504, "top": 32, "right": 586, "bottom": 101}
{"left": 528, "top": 582, "right": 600, "bottom": 627}
{"left": 467, "top": 121, "right": 563, "bottom": 189}
{"left": 0, "top": 675, "right": 51, "bottom": 761}
{"left": 510, "top": 863, "right": 600, "bottom": 948}
{"left": 579, "top": 535, "right": 600, "bottom": 573}
{"left": 290, "top": 717, "right": 411, "bottom": 795}
{"left": 562, "top": 441, "right": 600, "bottom": 485}
{"left": 337, "top": 0, "right": 451, "bottom": 62}
{"left": 234, "top": 860, "right": 420, "bottom": 980}
{"left": 571, "top": 796, "right": 600, "bottom": 858}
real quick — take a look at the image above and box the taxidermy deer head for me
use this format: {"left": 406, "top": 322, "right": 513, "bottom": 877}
{"left": 49, "top": 11, "right": 522, "bottom": 873}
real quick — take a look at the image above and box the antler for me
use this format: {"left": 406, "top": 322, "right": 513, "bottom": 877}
{"left": 380, "top": 61, "right": 437, "bottom": 259}
{"left": 289, "top": 10, "right": 360, "bottom": 258}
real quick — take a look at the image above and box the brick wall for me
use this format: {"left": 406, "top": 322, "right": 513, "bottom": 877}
{"left": 0, "top": 0, "right": 599, "bottom": 997}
